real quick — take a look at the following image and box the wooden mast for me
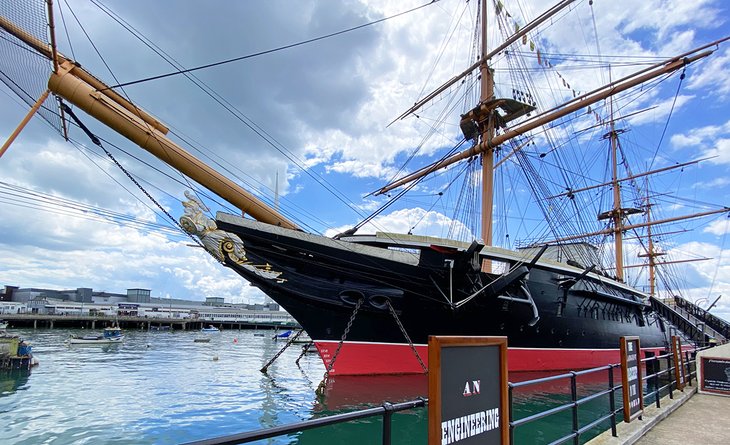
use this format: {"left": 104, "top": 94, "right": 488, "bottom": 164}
{"left": 642, "top": 185, "right": 660, "bottom": 296}
{"left": 608, "top": 83, "right": 625, "bottom": 281}
{"left": 480, "top": 0, "right": 495, "bottom": 259}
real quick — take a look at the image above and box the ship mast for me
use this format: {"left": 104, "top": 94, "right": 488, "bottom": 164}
{"left": 480, "top": 0, "right": 495, "bottom": 254}
{"left": 640, "top": 183, "right": 661, "bottom": 296}
{"left": 609, "top": 94, "right": 625, "bottom": 280}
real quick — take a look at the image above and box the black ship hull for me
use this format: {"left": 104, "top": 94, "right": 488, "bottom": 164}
{"left": 206, "top": 212, "right": 670, "bottom": 375}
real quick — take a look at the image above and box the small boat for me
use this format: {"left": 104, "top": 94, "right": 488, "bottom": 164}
{"left": 67, "top": 327, "right": 124, "bottom": 345}
{"left": 274, "top": 330, "right": 312, "bottom": 343}
{"left": 0, "top": 320, "right": 8, "bottom": 329}
{"left": 193, "top": 338, "right": 211, "bottom": 343}
{"left": 0, "top": 333, "right": 37, "bottom": 370}
{"left": 200, "top": 325, "right": 220, "bottom": 333}
{"left": 273, "top": 330, "right": 292, "bottom": 340}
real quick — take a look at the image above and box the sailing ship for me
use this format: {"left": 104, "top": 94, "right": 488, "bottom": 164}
{"left": 1, "top": 1, "right": 728, "bottom": 375}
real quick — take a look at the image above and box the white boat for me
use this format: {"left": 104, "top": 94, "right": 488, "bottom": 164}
{"left": 0, "top": 321, "right": 8, "bottom": 329}
{"left": 67, "top": 327, "right": 124, "bottom": 345}
{"left": 200, "top": 325, "right": 220, "bottom": 333}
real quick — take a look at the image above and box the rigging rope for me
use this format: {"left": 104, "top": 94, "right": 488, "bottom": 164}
{"left": 86, "top": 0, "right": 391, "bottom": 234}
{"left": 60, "top": 103, "right": 206, "bottom": 251}
{"left": 647, "top": 68, "right": 686, "bottom": 171}
{"left": 344, "top": 138, "right": 468, "bottom": 237}
{"left": 104, "top": 1, "right": 441, "bottom": 90}
{"left": 705, "top": 218, "right": 729, "bottom": 300}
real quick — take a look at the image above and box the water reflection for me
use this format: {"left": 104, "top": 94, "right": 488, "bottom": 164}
{"left": 315, "top": 374, "right": 427, "bottom": 412}
{"left": 291, "top": 374, "right": 429, "bottom": 445}
{"left": 0, "top": 370, "right": 31, "bottom": 397}
{"left": 65, "top": 342, "right": 124, "bottom": 354}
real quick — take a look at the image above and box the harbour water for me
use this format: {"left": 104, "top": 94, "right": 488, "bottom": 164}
{"left": 1, "top": 328, "right": 617, "bottom": 444}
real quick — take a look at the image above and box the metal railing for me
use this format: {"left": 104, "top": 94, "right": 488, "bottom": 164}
{"left": 181, "top": 349, "right": 703, "bottom": 445}
{"left": 508, "top": 365, "right": 619, "bottom": 445}
{"left": 181, "top": 398, "right": 426, "bottom": 445}
{"left": 508, "top": 349, "right": 700, "bottom": 445}
{"left": 640, "top": 349, "right": 696, "bottom": 409}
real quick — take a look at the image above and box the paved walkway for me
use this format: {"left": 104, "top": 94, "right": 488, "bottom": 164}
{"left": 587, "top": 386, "right": 730, "bottom": 445}
{"left": 634, "top": 392, "right": 730, "bottom": 445}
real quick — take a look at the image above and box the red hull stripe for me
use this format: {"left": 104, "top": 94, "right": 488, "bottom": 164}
{"left": 314, "top": 341, "right": 666, "bottom": 376}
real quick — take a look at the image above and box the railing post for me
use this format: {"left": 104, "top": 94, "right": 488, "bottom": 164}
{"left": 608, "top": 365, "right": 617, "bottom": 437}
{"left": 668, "top": 354, "right": 674, "bottom": 400}
{"left": 654, "top": 357, "right": 661, "bottom": 408}
{"left": 685, "top": 351, "right": 693, "bottom": 386}
{"left": 570, "top": 371, "right": 579, "bottom": 445}
{"left": 508, "top": 384, "right": 515, "bottom": 445}
{"left": 382, "top": 402, "right": 394, "bottom": 445}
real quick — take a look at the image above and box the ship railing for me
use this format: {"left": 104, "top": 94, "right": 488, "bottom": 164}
{"left": 673, "top": 296, "right": 730, "bottom": 341}
{"left": 181, "top": 398, "right": 426, "bottom": 445}
{"left": 649, "top": 297, "right": 713, "bottom": 344}
{"left": 508, "top": 350, "right": 701, "bottom": 445}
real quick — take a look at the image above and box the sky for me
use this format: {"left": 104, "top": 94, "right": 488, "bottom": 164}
{"left": 1, "top": 0, "right": 729, "bottom": 322}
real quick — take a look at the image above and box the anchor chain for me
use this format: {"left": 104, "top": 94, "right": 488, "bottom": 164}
{"left": 259, "top": 329, "right": 304, "bottom": 373}
{"left": 316, "top": 298, "right": 363, "bottom": 396}
{"left": 295, "top": 342, "right": 314, "bottom": 366}
{"left": 386, "top": 300, "right": 427, "bottom": 373}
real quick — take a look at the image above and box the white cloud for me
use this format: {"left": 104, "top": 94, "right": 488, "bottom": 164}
{"left": 625, "top": 95, "right": 694, "bottom": 126}
{"left": 694, "top": 177, "right": 730, "bottom": 189}
{"left": 671, "top": 119, "right": 730, "bottom": 165}
{"left": 703, "top": 219, "right": 730, "bottom": 236}
{"left": 686, "top": 46, "right": 730, "bottom": 98}
{"left": 325, "top": 207, "right": 475, "bottom": 241}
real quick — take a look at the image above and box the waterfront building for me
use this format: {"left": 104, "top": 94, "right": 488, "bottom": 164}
{"left": 0, "top": 301, "right": 26, "bottom": 315}
{"left": 0, "top": 284, "right": 295, "bottom": 325}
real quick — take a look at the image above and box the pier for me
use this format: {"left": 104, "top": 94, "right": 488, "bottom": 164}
{"left": 0, "top": 314, "right": 298, "bottom": 331}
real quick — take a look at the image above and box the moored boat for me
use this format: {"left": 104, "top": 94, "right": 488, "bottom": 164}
{"left": 200, "top": 325, "right": 221, "bottom": 333}
{"left": 0, "top": 333, "right": 37, "bottom": 370}
{"left": 67, "top": 327, "right": 124, "bottom": 345}
{"left": 273, "top": 330, "right": 293, "bottom": 340}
